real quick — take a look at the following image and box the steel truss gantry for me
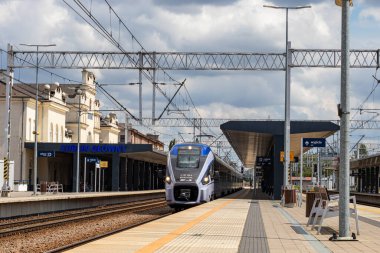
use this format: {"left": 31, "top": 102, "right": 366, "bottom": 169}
{"left": 11, "top": 49, "right": 380, "bottom": 70}
{"left": 7, "top": 48, "right": 380, "bottom": 131}
{"left": 130, "top": 118, "right": 380, "bottom": 130}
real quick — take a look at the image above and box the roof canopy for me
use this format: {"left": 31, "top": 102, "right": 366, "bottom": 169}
{"left": 221, "top": 120, "right": 340, "bottom": 168}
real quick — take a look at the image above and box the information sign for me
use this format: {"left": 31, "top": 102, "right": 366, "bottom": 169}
{"left": 100, "top": 161, "right": 108, "bottom": 168}
{"left": 38, "top": 151, "right": 55, "bottom": 157}
{"left": 280, "top": 151, "right": 294, "bottom": 162}
{"left": 302, "top": 138, "right": 326, "bottom": 147}
{"left": 86, "top": 157, "right": 99, "bottom": 163}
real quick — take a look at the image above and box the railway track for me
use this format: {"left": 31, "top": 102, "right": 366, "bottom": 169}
{"left": 47, "top": 211, "right": 172, "bottom": 253}
{"left": 0, "top": 198, "right": 167, "bottom": 238}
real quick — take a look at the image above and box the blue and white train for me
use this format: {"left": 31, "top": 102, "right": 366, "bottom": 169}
{"left": 165, "top": 143, "right": 243, "bottom": 209}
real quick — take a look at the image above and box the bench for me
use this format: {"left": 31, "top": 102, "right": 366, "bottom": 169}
{"left": 47, "top": 182, "right": 63, "bottom": 193}
{"left": 307, "top": 187, "right": 359, "bottom": 235}
{"left": 37, "top": 181, "right": 63, "bottom": 193}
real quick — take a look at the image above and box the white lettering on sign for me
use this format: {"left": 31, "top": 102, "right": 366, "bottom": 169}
{"left": 179, "top": 173, "right": 193, "bottom": 182}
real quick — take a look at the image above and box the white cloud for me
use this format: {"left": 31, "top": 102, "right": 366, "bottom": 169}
{"left": 1, "top": 0, "right": 379, "bottom": 152}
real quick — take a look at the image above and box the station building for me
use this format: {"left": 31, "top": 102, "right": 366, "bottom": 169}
{"left": 0, "top": 70, "right": 166, "bottom": 192}
{"left": 350, "top": 155, "right": 380, "bottom": 194}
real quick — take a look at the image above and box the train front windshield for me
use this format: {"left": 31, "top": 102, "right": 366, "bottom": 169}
{"left": 177, "top": 147, "right": 201, "bottom": 169}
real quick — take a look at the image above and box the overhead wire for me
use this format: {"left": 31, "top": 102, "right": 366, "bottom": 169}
{"left": 64, "top": 0, "right": 200, "bottom": 128}
{"left": 352, "top": 68, "right": 379, "bottom": 120}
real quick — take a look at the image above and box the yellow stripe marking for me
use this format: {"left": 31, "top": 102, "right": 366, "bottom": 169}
{"left": 357, "top": 206, "right": 380, "bottom": 215}
{"left": 135, "top": 192, "right": 245, "bottom": 253}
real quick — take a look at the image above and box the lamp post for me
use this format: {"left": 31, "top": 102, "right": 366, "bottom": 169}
{"left": 19, "top": 43, "right": 56, "bottom": 195}
{"left": 76, "top": 88, "right": 82, "bottom": 193}
{"left": 263, "top": 5, "right": 311, "bottom": 192}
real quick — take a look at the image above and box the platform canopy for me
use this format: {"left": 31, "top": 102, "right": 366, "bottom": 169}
{"left": 121, "top": 149, "right": 167, "bottom": 165}
{"left": 221, "top": 120, "right": 340, "bottom": 168}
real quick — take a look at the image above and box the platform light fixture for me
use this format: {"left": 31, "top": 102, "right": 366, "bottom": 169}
{"left": 19, "top": 43, "right": 56, "bottom": 195}
{"left": 263, "top": 5, "right": 311, "bottom": 195}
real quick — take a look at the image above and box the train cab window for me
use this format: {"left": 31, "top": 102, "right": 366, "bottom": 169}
{"left": 209, "top": 162, "right": 215, "bottom": 179}
{"left": 177, "top": 147, "right": 201, "bottom": 169}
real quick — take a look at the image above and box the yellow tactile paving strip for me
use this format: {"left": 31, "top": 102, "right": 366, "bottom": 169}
{"left": 66, "top": 191, "right": 248, "bottom": 253}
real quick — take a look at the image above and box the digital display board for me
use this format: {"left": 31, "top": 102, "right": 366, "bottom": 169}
{"left": 178, "top": 147, "right": 200, "bottom": 156}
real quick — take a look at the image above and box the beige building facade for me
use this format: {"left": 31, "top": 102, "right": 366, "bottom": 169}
{"left": 0, "top": 70, "right": 165, "bottom": 191}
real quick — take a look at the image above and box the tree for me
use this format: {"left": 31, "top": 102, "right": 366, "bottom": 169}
{"left": 359, "top": 143, "right": 368, "bottom": 157}
{"left": 168, "top": 139, "right": 176, "bottom": 150}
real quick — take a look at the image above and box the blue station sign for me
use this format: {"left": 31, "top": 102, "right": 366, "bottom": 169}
{"left": 38, "top": 151, "right": 56, "bottom": 157}
{"left": 302, "top": 138, "right": 326, "bottom": 148}
{"left": 59, "top": 144, "right": 127, "bottom": 153}
{"left": 86, "top": 157, "right": 99, "bottom": 163}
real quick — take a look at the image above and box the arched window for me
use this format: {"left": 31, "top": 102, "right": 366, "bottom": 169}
{"left": 50, "top": 123, "right": 53, "bottom": 142}
{"left": 55, "top": 124, "right": 59, "bottom": 142}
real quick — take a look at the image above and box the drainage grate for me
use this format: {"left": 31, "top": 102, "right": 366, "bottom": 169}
{"left": 291, "top": 225, "right": 307, "bottom": 235}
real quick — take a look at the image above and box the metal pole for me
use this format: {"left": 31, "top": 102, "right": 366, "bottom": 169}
{"left": 94, "top": 164, "right": 97, "bottom": 192}
{"left": 300, "top": 137, "right": 303, "bottom": 206}
{"left": 2, "top": 44, "right": 13, "bottom": 195}
{"left": 102, "top": 169, "right": 104, "bottom": 191}
{"left": 33, "top": 46, "right": 40, "bottom": 195}
{"left": 263, "top": 4, "right": 311, "bottom": 194}
{"left": 152, "top": 52, "right": 156, "bottom": 125}
{"left": 139, "top": 51, "right": 143, "bottom": 124}
{"left": 76, "top": 92, "right": 81, "bottom": 193}
{"left": 339, "top": 0, "right": 351, "bottom": 239}
{"left": 284, "top": 38, "right": 291, "bottom": 189}
{"left": 98, "top": 166, "right": 101, "bottom": 192}
{"left": 125, "top": 113, "right": 129, "bottom": 144}
{"left": 317, "top": 148, "right": 320, "bottom": 186}
{"left": 84, "top": 157, "right": 87, "bottom": 192}
{"left": 19, "top": 43, "right": 55, "bottom": 195}
{"left": 4, "top": 44, "right": 13, "bottom": 162}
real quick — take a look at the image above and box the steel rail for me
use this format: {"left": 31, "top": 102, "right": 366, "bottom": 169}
{"left": 0, "top": 198, "right": 166, "bottom": 238}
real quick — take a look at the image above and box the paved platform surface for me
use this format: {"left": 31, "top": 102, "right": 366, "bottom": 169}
{"left": 0, "top": 190, "right": 165, "bottom": 218}
{"left": 0, "top": 190, "right": 164, "bottom": 203}
{"left": 65, "top": 188, "right": 380, "bottom": 253}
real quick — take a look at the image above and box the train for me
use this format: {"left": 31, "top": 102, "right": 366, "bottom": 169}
{"left": 165, "top": 143, "right": 243, "bottom": 210}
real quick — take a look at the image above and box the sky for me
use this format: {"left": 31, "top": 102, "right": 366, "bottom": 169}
{"left": 1, "top": 0, "right": 380, "bottom": 159}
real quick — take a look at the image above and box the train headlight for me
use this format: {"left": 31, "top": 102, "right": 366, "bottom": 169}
{"left": 202, "top": 176, "right": 209, "bottom": 185}
{"left": 165, "top": 176, "right": 171, "bottom": 184}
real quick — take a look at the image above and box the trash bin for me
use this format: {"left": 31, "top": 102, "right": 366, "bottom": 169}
{"left": 284, "top": 189, "right": 296, "bottom": 207}
{"left": 306, "top": 192, "right": 318, "bottom": 217}
{"left": 41, "top": 181, "right": 47, "bottom": 195}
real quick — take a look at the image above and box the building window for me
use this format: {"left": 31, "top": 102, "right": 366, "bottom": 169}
{"left": 50, "top": 123, "right": 53, "bottom": 142}
{"left": 61, "top": 126, "right": 64, "bottom": 142}
{"left": 55, "top": 124, "right": 59, "bottom": 142}
{"left": 87, "top": 131, "right": 92, "bottom": 143}
{"left": 28, "top": 118, "right": 32, "bottom": 141}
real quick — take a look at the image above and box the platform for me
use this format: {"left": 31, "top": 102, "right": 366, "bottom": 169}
{"left": 65, "top": 188, "right": 380, "bottom": 253}
{"left": 0, "top": 190, "right": 164, "bottom": 218}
